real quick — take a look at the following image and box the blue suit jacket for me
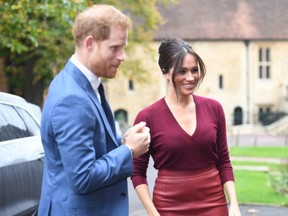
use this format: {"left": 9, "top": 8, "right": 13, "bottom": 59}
{"left": 38, "top": 60, "right": 133, "bottom": 216}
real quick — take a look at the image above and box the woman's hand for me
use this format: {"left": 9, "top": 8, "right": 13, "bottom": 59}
{"left": 229, "top": 202, "right": 241, "bottom": 216}
{"left": 223, "top": 181, "right": 241, "bottom": 216}
{"left": 135, "top": 184, "right": 161, "bottom": 216}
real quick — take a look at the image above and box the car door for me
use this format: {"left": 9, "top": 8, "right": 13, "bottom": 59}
{"left": 0, "top": 102, "right": 44, "bottom": 216}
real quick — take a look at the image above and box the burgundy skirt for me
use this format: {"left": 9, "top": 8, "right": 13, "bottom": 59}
{"left": 153, "top": 165, "right": 228, "bottom": 216}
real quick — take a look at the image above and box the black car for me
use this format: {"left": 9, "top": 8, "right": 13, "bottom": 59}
{"left": 0, "top": 92, "right": 44, "bottom": 216}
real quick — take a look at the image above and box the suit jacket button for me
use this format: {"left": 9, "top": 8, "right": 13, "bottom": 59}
{"left": 120, "top": 176, "right": 126, "bottom": 181}
{"left": 120, "top": 192, "right": 126, "bottom": 198}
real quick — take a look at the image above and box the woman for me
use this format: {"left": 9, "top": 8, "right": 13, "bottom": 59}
{"left": 131, "top": 38, "right": 241, "bottom": 216}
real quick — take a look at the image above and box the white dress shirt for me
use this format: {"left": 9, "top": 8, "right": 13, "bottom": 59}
{"left": 70, "top": 55, "right": 101, "bottom": 103}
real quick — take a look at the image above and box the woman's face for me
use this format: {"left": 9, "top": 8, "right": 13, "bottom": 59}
{"left": 169, "top": 53, "right": 200, "bottom": 96}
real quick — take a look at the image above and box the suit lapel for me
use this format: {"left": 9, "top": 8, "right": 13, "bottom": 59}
{"left": 64, "top": 60, "right": 119, "bottom": 146}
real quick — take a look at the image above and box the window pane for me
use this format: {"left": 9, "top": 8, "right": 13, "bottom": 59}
{"left": 219, "top": 75, "right": 223, "bottom": 89}
{"left": 0, "top": 104, "right": 39, "bottom": 141}
{"left": 266, "top": 48, "right": 270, "bottom": 61}
{"left": 266, "top": 66, "right": 270, "bottom": 78}
{"left": 259, "top": 107, "right": 263, "bottom": 113}
{"left": 259, "top": 48, "right": 262, "bottom": 62}
{"left": 259, "top": 66, "right": 263, "bottom": 78}
{"left": 129, "top": 80, "right": 134, "bottom": 90}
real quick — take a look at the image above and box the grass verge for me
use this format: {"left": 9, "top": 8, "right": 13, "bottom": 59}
{"left": 229, "top": 146, "right": 288, "bottom": 206}
{"left": 233, "top": 170, "right": 288, "bottom": 206}
{"left": 229, "top": 146, "right": 288, "bottom": 158}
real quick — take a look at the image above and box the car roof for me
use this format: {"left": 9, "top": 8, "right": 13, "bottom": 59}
{"left": 0, "top": 92, "right": 28, "bottom": 103}
{"left": 0, "top": 92, "right": 41, "bottom": 125}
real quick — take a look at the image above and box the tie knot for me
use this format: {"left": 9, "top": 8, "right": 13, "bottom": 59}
{"left": 98, "top": 83, "right": 105, "bottom": 96}
{"left": 98, "top": 82, "right": 104, "bottom": 90}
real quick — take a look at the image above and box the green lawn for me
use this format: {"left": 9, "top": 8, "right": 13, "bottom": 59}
{"left": 233, "top": 169, "right": 288, "bottom": 206}
{"left": 229, "top": 146, "right": 288, "bottom": 158}
{"left": 228, "top": 146, "right": 288, "bottom": 206}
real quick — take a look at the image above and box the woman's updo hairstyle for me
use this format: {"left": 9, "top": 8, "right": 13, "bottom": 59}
{"left": 158, "top": 38, "right": 206, "bottom": 90}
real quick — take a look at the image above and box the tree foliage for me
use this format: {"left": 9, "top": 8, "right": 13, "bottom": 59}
{"left": 0, "top": 0, "right": 176, "bottom": 105}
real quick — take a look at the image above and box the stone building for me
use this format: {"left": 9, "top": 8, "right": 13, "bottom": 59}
{"left": 107, "top": 0, "right": 288, "bottom": 134}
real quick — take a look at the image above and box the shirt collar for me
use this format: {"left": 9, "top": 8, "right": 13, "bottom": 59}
{"left": 70, "top": 55, "right": 101, "bottom": 92}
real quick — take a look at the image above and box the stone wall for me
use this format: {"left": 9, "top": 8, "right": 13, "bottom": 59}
{"left": 107, "top": 40, "right": 288, "bottom": 133}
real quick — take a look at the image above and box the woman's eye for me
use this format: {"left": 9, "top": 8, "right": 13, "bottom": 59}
{"left": 179, "top": 69, "right": 186, "bottom": 74}
{"left": 192, "top": 68, "right": 199, "bottom": 73}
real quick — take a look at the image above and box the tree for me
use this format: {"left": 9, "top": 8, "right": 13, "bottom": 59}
{"left": 0, "top": 0, "right": 176, "bottom": 106}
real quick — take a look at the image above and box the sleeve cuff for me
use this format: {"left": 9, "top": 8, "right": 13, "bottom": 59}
{"left": 125, "top": 145, "right": 135, "bottom": 158}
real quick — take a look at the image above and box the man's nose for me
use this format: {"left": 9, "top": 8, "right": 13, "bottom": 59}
{"left": 117, "top": 50, "right": 125, "bottom": 61}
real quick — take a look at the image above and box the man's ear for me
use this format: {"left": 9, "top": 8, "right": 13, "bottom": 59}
{"left": 85, "top": 35, "right": 95, "bottom": 51}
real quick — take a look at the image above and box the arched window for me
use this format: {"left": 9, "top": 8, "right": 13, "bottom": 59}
{"left": 114, "top": 109, "right": 127, "bottom": 123}
{"left": 114, "top": 109, "right": 128, "bottom": 135}
{"left": 233, "top": 107, "right": 243, "bottom": 125}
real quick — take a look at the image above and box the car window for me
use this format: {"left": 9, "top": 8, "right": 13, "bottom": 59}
{"left": 0, "top": 104, "right": 40, "bottom": 141}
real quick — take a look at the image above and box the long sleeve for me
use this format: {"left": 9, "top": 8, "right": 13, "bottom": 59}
{"left": 131, "top": 111, "right": 150, "bottom": 187}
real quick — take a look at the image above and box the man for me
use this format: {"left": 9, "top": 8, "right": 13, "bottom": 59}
{"left": 38, "top": 5, "right": 150, "bottom": 216}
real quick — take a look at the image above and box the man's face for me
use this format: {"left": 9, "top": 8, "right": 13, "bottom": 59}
{"left": 90, "top": 25, "right": 128, "bottom": 78}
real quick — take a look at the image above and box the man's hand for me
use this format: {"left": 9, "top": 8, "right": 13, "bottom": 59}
{"left": 123, "top": 122, "right": 150, "bottom": 158}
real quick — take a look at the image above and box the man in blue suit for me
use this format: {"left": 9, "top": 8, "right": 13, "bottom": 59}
{"left": 38, "top": 4, "right": 150, "bottom": 216}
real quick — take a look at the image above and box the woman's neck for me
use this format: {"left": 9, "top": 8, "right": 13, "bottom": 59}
{"left": 165, "top": 90, "right": 194, "bottom": 108}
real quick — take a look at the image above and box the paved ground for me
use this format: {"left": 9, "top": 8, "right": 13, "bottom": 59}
{"left": 239, "top": 204, "right": 288, "bottom": 216}
{"left": 228, "top": 134, "right": 288, "bottom": 147}
{"left": 129, "top": 204, "right": 288, "bottom": 216}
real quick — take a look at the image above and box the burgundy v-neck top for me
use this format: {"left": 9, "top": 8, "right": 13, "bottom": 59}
{"left": 131, "top": 95, "right": 234, "bottom": 188}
